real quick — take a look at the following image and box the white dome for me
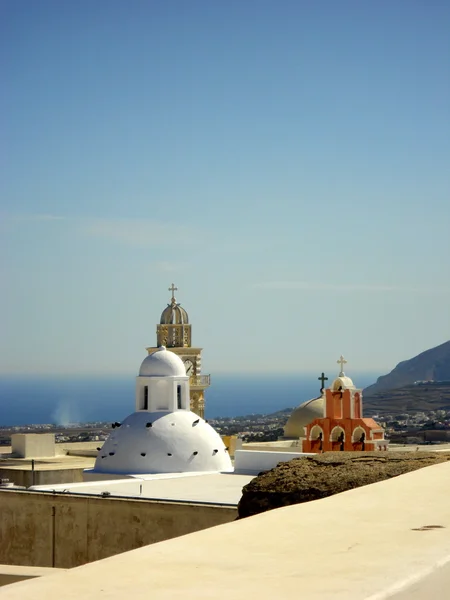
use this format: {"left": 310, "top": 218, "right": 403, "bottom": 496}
{"left": 331, "top": 376, "right": 355, "bottom": 391}
{"left": 283, "top": 396, "right": 324, "bottom": 439}
{"left": 139, "top": 347, "right": 186, "bottom": 377}
{"left": 92, "top": 411, "right": 232, "bottom": 475}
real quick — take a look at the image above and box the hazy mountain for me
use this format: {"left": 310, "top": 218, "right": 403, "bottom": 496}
{"left": 363, "top": 382, "right": 450, "bottom": 415}
{"left": 364, "top": 341, "right": 450, "bottom": 397}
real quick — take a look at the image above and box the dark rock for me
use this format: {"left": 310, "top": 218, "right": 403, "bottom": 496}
{"left": 237, "top": 452, "right": 450, "bottom": 519}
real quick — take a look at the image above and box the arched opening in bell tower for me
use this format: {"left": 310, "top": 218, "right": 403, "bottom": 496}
{"left": 309, "top": 425, "right": 324, "bottom": 452}
{"left": 330, "top": 426, "right": 345, "bottom": 451}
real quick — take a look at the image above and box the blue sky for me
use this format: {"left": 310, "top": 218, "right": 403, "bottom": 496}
{"left": 1, "top": 0, "right": 449, "bottom": 376}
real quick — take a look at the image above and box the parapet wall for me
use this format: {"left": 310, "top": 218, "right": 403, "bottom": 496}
{"left": 234, "top": 449, "right": 313, "bottom": 474}
{"left": 2, "top": 461, "right": 450, "bottom": 600}
{"left": 0, "top": 467, "right": 85, "bottom": 488}
{"left": 0, "top": 490, "right": 237, "bottom": 569}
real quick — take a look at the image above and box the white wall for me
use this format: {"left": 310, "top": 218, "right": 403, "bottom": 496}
{"left": 234, "top": 449, "right": 314, "bottom": 474}
{"left": 11, "top": 434, "right": 55, "bottom": 458}
{"left": 135, "top": 377, "right": 189, "bottom": 412}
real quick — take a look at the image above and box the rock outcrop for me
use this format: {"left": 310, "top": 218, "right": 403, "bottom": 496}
{"left": 237, "top": 452, "right": 450, "bottom": 519}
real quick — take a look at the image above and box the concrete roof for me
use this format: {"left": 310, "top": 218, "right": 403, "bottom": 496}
{"left": 0, "top": 441, "right": 100, "bottom": 471}
{"left": 0, "top": 565, "right": 66, "bottom": 587}
{"left": 31, "top": 472, "right": 255, "bottom": 505}
{"left": 4, "top": 460, "right": 450, "bottom": 599}
{"left": 0, "top": 454, "right": 95, "bottom": 471}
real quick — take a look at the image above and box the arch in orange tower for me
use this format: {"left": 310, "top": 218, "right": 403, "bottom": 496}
{"left": 352, "top": 425, "right": 366, "bottom": 450}
{"left": 352, "top": 426, "right": 366, "bottom": 442}
{"left": 330, "top": 425, "right": 345, "bottom": 451}
{"left": 309, "top": 424, "right": 324, "bottom": 452}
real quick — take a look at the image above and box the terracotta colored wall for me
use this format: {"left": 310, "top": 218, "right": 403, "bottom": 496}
{"left": 0, "top": 490, "right": 237, "bottom": 569}
{"left": 303, "top": 418, "right": 387, "bottom": 453}
{"left": 343, "top": 393, "right": 351, "bottom": 418}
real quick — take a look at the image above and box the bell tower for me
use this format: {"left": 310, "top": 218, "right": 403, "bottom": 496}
{"left": 302, "top": 356, "right": 388, "bottom": 453}
{"left": 146, "top": 284, "right": 210, "bottom": 418}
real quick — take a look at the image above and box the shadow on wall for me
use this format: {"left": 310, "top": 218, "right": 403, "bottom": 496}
{"left": 0, "top": 490, "right": 237, "bottom": 569}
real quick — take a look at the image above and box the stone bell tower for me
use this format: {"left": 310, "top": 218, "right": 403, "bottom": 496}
{"left": 146, "top": 284, "right": 210, "bottom": 418}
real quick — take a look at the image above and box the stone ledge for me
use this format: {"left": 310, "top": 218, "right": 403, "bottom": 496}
{"left": 2, "top": 461, "right": 450, "bottom": 599}
{"left": 0, "top": 566, "right": 66, "bottom": 587}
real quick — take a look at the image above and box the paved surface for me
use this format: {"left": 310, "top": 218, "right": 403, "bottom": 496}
{"left": 0, "top": 565, "right": 66, "bottom": 588}
{"left": 135, "top": 472, "right": 254, "bottom": 504}
{"left": 0, "top": 455, "right": 95, "bottom": 470}
{"left": 387, "top": 559, "right": 450, "bottom": 599}
{"left": 3, "top": 460, "right": 450, "bottom": 599}
{"left": 32, "top": 472, "right": 255, "bottom": 505}
{"left": 389, "top": 442, "right": 450, "bottom": 452}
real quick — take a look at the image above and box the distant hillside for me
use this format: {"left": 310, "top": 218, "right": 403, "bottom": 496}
{"left": 364, "top": 341, "right": 450, "bottom": 397}
{"left": 363, "top": 381, "right": 450, "bottom": 415}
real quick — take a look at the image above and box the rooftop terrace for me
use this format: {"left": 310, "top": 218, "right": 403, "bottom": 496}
{"left": 2, "top": 460, "right": 450, "bottom": 599}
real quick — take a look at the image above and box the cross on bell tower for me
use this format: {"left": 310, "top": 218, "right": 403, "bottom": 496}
{"left": 337, "top": 355, "right": 347, "bottom": 376}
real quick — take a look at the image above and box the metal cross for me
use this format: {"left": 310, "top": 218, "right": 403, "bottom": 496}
{"left": 318, "top": 372, "right": 328, "bottom": 393}
{"left": 168, "top": 283, "right": 178, "bottom": 300}
{"left": 337, "top": 355, "right": 347, "bottom": 375}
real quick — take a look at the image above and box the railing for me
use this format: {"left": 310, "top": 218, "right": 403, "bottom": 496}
{"left": 190, "top": 375, "right": 211, "bottom": 387}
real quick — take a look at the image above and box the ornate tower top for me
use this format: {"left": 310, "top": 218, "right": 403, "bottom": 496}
{"left": 160, "top": 283, "right": 189, "bottom": 326}
{"left": 157, "top": 284, "right": 191, "bottom": 347}
{"left": 148, "top": 285, "right": 209, "bottom": 418}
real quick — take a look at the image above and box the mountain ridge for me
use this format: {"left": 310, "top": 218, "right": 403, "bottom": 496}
{"left": 364, "top": 340, "right": 450, "bottom": 397}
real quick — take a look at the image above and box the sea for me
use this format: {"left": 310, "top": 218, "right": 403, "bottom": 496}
{"left": 0, "top": 373, "right": 379, "bottom": 427}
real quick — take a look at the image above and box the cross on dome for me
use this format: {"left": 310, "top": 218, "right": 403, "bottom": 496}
{"left": 318, "top": 372, "right": 328, "bottom": 393}
{"left": 337, "top": 355, "right": 347, "bottom": 376}
{"left": 168, "top": 283, "right": 178, "bottom": 303}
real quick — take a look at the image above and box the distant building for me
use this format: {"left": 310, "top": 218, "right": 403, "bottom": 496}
{"left": 87, "top": 346, "right": 232, "bottom": 477}
{"left": 302, "top": 356, "right": 388, "bottom": 452}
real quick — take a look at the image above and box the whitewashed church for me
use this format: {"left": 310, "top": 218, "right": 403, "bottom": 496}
{"left": 88, "top": 346, "right": 232, "bottom": 477}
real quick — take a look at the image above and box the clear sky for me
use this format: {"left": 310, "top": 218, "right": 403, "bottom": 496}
{"left": 1, "top": 0, "right": 449, "bottom": 376}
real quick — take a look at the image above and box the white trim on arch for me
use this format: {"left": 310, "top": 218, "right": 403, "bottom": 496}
{"left": 330, "top": 426, "right": 345, "bottom": 442}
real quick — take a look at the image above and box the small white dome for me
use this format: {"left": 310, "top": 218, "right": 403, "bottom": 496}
{"left": 283, "top": 396, "right": 324, "bottom": 439}
{"left": 331, "top": 376, "right": 355, "bottom": 391}
{"left": 139, "top": 347, "right": 186, "bottom": 377}
{"left": 92, "top": 411, "right": 232, "bottom": 475}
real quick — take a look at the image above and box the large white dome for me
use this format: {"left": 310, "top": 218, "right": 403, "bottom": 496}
{"left": 92, "top": 411, "right": 233, "bottom": 475}
{"left": 139, "top": 347, "right": 186, "bottom": 377}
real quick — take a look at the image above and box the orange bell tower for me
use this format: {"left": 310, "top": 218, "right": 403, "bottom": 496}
{"left": 302, "top": 356, "right": 388, "bottom": 453}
